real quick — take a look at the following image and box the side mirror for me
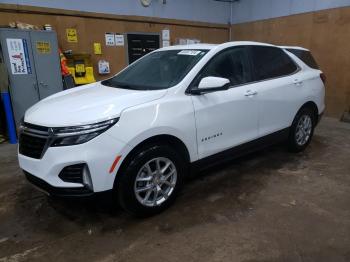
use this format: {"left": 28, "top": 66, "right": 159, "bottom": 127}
{"left": 191, "top": 76, "right": 230, "bottom": 95}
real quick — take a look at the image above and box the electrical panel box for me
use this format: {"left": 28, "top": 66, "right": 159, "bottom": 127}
{"left": 0, "top": 28, "right": 63, "bottom": 124}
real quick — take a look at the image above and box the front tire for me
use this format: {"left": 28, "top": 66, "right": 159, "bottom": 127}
{"left": 288, "top": 107, "right": 316, "bottom": 152}
{"left": 116, "top": 144, "right": 186, "bottom": 217}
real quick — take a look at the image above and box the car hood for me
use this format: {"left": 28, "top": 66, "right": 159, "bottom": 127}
{"left": 25, "top": 82, "right": 167, "bottom": 127}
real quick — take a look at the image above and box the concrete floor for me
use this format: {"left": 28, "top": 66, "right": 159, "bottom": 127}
{"left": 0, "top": 117, "right": 349, "bottom": 262}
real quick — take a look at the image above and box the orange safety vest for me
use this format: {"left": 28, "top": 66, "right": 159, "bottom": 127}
{"left": 59, "top": 48, "right": 70, "bottom": 76}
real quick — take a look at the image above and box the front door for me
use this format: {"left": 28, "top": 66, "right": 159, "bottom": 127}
{"left": 127, "top": 33, "right": 160, "bottom": 64}
{"left": 190, "top": 47, "right": 259, "bottom": 159}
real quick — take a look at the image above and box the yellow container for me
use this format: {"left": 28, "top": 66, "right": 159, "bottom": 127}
{"left": 66, "top": 53, "right": 96, "bottom": 85}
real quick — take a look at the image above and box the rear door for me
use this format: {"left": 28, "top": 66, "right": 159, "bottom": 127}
{"left": 247, "top": 46, "right": 302, "bottom": 137}
{"left": 190, "top": 46, "right": 259, "bottom": 159}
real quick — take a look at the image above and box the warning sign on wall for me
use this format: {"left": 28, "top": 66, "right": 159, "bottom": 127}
{"left": 36, "top": 41, "right": 51, "bottom": 54}
{"left": 94, "top": 43, "right": 102, "bottom": 55}
{"left": 105, "top": 33, "right": 115, "bottom": 46}
{"left": 6, "top": 38, "right": 32, "bottom": 75}
{"left": 66, "top": 28, "right": 78, "bottom": 43}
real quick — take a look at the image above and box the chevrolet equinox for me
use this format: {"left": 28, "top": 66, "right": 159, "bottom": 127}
{"left": 18, "top": 42, "right": 325, "bottom": 216}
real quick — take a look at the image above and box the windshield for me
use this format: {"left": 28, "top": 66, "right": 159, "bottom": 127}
{"left": 101, "top": 50, "right": 208, "bottom": 90}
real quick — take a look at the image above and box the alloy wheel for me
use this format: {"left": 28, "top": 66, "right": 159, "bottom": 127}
{"left": 134, "top": 157, "right": 177, "bottom": 207}
{"left": 295, "top": 114, "right": 312, "bottom": 146}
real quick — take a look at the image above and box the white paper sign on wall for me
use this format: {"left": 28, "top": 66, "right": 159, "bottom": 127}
{"left": 6, "top": 38, "right": 32, "bottom": 75}
{"left": 162, "top": 29, "right": 170, "bottom": 41}
{"left": 186, "top": 39, "right": 196, "bottom": 45}
{"left": 162, "top": 40, "right": 170, "bottom": 47}
{"left": 115, "top": 34, "right": 124, "bottom": 46}
{"left": 105, "top": 33, "right": 115, "bottom": 46}
{"left": 98, "top": 60, "right": 110, "bottom": 74}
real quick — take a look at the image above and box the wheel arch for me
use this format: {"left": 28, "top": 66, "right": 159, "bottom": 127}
{"left": 113, "top": 134, "right": 191, "bottom": 189}
{"left": 297, "top": 101, "right": 319, "bottom": 124}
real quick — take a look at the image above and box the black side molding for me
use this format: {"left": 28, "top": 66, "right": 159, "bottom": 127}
{"left": 191, "top": 127, "right": 290, "bottom": 171}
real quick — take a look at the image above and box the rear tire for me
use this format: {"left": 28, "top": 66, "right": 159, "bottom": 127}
{"left": 288, "top": 107, "right": 316, "bottom": 152}
{"left": 116, "top": 144, "right": 186, "bottom": 217}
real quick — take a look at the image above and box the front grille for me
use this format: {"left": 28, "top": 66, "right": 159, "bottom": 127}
{"left": 19, "top": 134, "right": 47, "bottom": 159}
{"left": 58, "top": 164, "right": 85, "bottom": 184}
{"left": 19, "top": 123, "right": 49, "bottom": 159}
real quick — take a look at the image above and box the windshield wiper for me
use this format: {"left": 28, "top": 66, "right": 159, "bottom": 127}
{"left": 101, "top": 79, "right": 115, "bottom": 87}
{"left": 101, "top": 80, "right": 140, "bottom": 90}
{"left": 116, "top": 83, "right": 133, "bottom": 89}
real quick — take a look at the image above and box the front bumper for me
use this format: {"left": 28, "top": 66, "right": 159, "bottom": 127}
{"left": 24, "top": 171, "right": 94, "bottom": 197}
{"left": 18, "top": 128, "right": 132, "bottom": 193}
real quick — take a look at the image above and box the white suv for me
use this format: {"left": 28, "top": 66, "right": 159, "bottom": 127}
{"left": 18, "top": 42, "right": 325, "bottom": 216}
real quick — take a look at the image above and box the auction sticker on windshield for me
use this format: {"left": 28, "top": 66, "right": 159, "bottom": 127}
{"left": 178, "top": 50, "right": 201, "bottom": 56}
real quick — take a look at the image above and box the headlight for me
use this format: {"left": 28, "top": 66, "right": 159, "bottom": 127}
{"left": 19, "top": 116, "right": 24, "bottom": 129}
{"left": 51, "top": 118, "right": 119, "bottom": 147}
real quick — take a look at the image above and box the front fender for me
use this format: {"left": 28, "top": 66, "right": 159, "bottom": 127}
{"left": 108, "top": 97, "right": 198, "bottom": 163}
{"left": 124, "top": 126, "right": 198, "bottom": 162}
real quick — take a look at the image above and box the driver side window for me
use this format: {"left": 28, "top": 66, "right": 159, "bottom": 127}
{"left": 197, "top": 47, "right": 252, "bottom": 87}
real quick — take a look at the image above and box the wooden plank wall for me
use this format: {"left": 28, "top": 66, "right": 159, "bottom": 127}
{"left": 2, "top": 4, "right": 347, "bottom": 117}
{"left": 232, "top": 6, "right": 350, "bottom": 118}
{"left": 0, "top": 4, "right": 229, "bottom": 81}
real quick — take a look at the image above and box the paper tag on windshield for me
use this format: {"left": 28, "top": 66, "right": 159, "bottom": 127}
{"left": 178, "top": 50, "right": 201, "bottom": 56}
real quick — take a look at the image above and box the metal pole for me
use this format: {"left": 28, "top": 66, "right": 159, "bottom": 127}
{"left": 1, "top": 92, "right": 17, "bottom": 144}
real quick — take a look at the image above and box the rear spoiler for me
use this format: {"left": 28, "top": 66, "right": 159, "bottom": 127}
{"left": 279, "top": 46, "right": 309, "bottom": 52}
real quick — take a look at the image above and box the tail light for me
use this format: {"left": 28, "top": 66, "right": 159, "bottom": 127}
{"left": 320, "top": 73, "right": 326, "bottom": 84}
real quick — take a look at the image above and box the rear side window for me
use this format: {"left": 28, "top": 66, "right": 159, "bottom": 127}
{"left": 287, "top": 49, "right": 319, "bottom": 69}
{"left": 249, "top": 46, "right": 298, "bottom": 82}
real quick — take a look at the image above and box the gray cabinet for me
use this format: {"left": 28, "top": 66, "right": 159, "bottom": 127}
{"left": 0, "top": 29, "right": 63, "bottom": 124}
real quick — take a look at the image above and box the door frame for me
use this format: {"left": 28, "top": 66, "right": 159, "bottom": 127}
{"left": 125, "top": 32, "right": 161, "bottom": 65}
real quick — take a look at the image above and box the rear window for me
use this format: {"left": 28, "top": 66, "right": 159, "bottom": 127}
{"left": 249, "top": 46, "right": 298, "bottom": 82}
{"left": 287, "top": 49, "right": 319, "bottom": 69}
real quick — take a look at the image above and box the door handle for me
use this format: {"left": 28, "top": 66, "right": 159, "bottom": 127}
{"left": 39, "top": 82, "right": 48, "bottom": 87}
{"left": 244, "top": 90, "right": 258, "bottom": 97}
{"left": 32, "top": 83, "right": 38, "bottom": 91}
{"left": 293, "top": 79, "right": 303, "bottom": 86}
{"left": 32, "top": 83, "right": 40, "bottom": 97}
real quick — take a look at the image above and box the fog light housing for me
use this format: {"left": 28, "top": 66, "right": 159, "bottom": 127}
{"left": 82, "top": 165, "right": 93, "bottom": 191}
{"left": 58, "top": 164, "right": 93, "bottom": 191}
